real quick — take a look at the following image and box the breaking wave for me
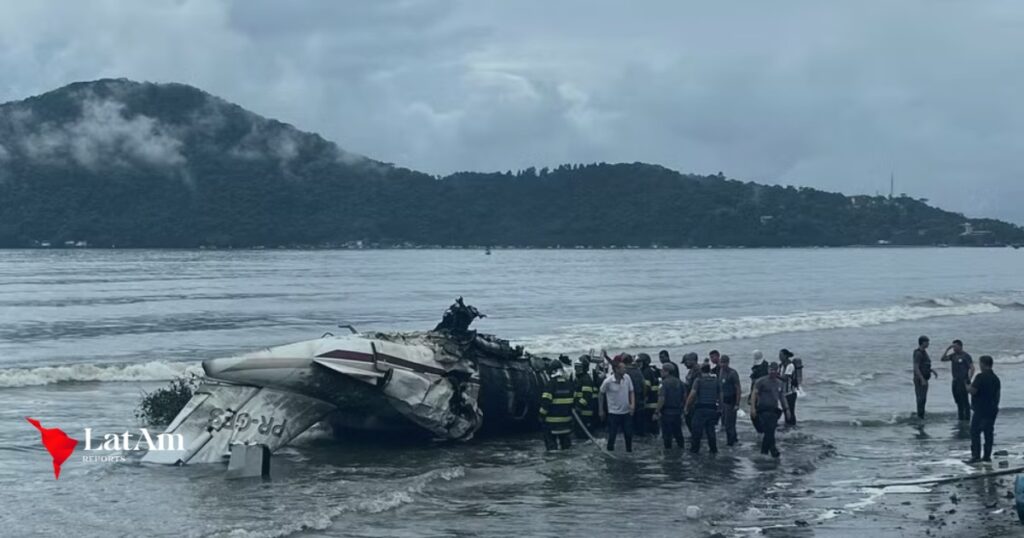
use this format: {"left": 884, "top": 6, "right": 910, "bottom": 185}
{"left": 0, "top": 360, "right": 201, "bottom": 388}
{"left": 820, "top": 372, "right": 883, "bottom": 388}
{"left": 909, "top": 293, "right": 1024, "bottom": 310}
{"left": 996, "top": 353, "right": 1024, "bottom": 365}
{"left": 522, "top": 302, "right": 1002, "bottom": 353}
{"left": 800, "top": 407, "right": 1024, "bottom": 429}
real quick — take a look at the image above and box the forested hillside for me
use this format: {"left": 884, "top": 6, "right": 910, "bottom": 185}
{"left": 1, "top": 79, "right": 1020, "bottom": 248}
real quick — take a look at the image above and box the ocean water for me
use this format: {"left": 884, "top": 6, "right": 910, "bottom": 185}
{"left": 1, "top": 248, "right": 1023, "bottom": 537}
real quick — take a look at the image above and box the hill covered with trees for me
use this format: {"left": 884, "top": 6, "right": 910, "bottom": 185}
{"left": 1, "top": 79, "right": 1021, "bottom": 248}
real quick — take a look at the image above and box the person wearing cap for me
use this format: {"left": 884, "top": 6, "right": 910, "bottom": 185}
{"left": 718, "top": 355, "right": 742, "bottom": 446}
{"left": 599, "top": 357, "right": 635, "bottom": 452}
{"left": 779, "top": 349, "right": 798, "bottom": 427}
{"left": 913, "top": 336, "right": 938, "bottom": 419}
{"left": 539, "top": 360, "right": 575, "bottom": 450}
{"left": 685, "top": 363, "right": 722, "bottom": 454}
{"left": 748, "top": 350, "right": 768, "bottom": 431}
{"left": 638, "top": 353, "right": 660, "bottom": 436}
{"left": 749, "top": 350, "right": 768, "bottom": 391}
{"left": 573, "top": 355, "right": 597, "bottom": 438}
{"left": 941, "top": 339, "right": 975, "bottom": 421}
{"left": 750, "top": 362, "right": 789, "bottom": 458}
{"left": 655, "top": 361, "right": 685, "bottom": 449}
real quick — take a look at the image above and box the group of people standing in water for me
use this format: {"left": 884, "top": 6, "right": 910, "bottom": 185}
{"left": 538, "top": 348, "right": 804, "bottom": 458}
{"left": 912, "top": 336, "right": 1003, "bottom": 463}
{"left": 539, "top": 335, "right": 1005, "bottom": 466}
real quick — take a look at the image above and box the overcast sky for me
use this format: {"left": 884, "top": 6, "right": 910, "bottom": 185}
{"left": 2, "top": 0, "right": 1023, "bottom": 222}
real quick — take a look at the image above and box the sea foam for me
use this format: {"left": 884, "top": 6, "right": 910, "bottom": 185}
{"left": 0, "top": 360, "right": 201, "bottom": 388}
{"left": 522, "top": 302, "right": 1002, "bottom": 353}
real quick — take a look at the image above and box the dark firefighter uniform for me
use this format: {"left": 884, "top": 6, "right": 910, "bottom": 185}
{"left": 640, "top": 355, "right": 660, "bottom": 436}
{"left": 574, "top": 359, "right": 597, "bottom": 438}
{"left": 592, "top": 362, "right": 608, "bottom": 429}
{"left": 540, "top": 362, "right": 575, "bottom": 450}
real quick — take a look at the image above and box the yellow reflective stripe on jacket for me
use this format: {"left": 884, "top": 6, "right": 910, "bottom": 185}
{"left": 541, "top": 392, "right": 553, "bottom": 399}
{"left": 544, "top": 416, "right": 572, "bottom": 423}
{"left": 539, "top": 408, "right": 548, "bottom": 415}
{"left": 552, "top": 397, "right": 574, "bottom": 405}
{"left": 578, "top": 410, "right": 594, "bottom": 416}
{"left": 580, "top": 386, "right": 594, "bottom": 392}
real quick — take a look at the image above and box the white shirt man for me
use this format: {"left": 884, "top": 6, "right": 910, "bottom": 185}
{"left": 599, "top": 361, "right": 635, "bottom": 452}
{"left": 600, "top": 372, "right": 634, "bottom": 415}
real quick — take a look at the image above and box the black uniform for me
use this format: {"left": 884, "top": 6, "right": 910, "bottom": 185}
{"left": 625, "top": 365, "right": 647, "bottom": 435}
{"left": 913, "top": 348, "right": 932, "bottom": 419}
{"left": 574, "top": 371, "right": 597, "bottom": 438}
{"left": 682, "top": 365, "right": 700, "bottom": 429}
{"left": 950, "top": 352, "right": 974, "bottom": 421}
{"left": 592, "top": 368, "right": 607, "bottom": 428}
{"left": 753, "top": 376, "right": 785, "bottom": 457}
{"left": 719, "top": 366, "right": 741, "bottom": 446}
{"left": 540, "top": 375, "right": 575, "bottom": 450}
{"left": 750, "top": 361, "right": 769, "bottom": 383}
{"left": 642, "top": 364, "right": 660, "bottom": 436}
{"left": 750, "top": 361, "right": 769, "bottom": 433}
{"left": 688, "top": 373, "right": 721, "bottom": 454}
{"left": 970, "top": 370, "right": 1001, "bottom": 461}
{"left": 659, "top": 375, "right": 686, "bottom": 448}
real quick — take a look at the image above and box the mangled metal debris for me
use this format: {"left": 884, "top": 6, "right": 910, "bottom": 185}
{"left": 143, "top": 298, "right": 556, "bottom": 465}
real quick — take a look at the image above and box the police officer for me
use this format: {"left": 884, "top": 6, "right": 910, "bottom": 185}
{"left": 639, "top": 353, "right": 660, "bottom": 436}
{"left": 718, "top": 355, "right": 742, "bottom": 446}
{"left": 913, "top": 336, "right": 938, "bottom": 419}
{"left": 573, "top": 355, "right": 597, "bottom": 438}
{"left": 685, "top": 363, "right": 722, "bottom": 454}
{"left": 681, "top": 352, "right": 700, "bottom": 429}
{"left": 751, "top": 362, "right": 789, "bottom": 458}
{"left": 655, "top": 362, "right": 686, "bottom": 448}
{"left": 539, "top": 360, "right": 575, "bottom": 450}
{"left": 942, "top": 339, "right": 975, "bottom": 421}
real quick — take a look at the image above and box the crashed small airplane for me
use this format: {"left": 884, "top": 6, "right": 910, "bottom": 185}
{"left": 143, "top": 298, "right": 561, "bottom": 465}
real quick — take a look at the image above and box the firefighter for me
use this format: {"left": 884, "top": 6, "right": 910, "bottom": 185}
{"left": 592, "top": 355, "right": 609, "bottom": 429}
{"left": 573, "top": 355, "right": 597, "bottom": 438}
{"left": 638, "top": 353, "right": 660, "bottom": 437}
{"left": 540, "top": 360, "right": 575, "bottom": 450}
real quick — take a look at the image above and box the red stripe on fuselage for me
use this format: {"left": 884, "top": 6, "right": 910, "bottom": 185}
{"left": 316, "top": 348, "right": 447, "bottom": 376}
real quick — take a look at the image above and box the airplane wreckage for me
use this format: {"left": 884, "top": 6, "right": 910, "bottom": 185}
{"left": 143, "top": 299, "right": 569, "bottom": 465}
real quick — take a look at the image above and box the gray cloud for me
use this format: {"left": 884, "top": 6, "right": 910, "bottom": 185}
{"left": 0, "top": 0, "right": 1022, "bottom": 222}
{"left": 13, "top": 97, "right": 185, "bottom": 169}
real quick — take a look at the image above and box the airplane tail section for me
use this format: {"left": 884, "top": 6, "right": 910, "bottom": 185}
{"left": 141, "top": 382, "right": 334, "bottom": 465}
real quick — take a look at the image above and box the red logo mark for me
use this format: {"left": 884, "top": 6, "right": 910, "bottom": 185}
{"left": 26, "top": 417, "right": 79, "bottom": 479}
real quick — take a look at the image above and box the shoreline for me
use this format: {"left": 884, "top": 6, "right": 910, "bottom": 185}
{"left": 1, "top": 244, "right": 1018, "bottom": 252}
